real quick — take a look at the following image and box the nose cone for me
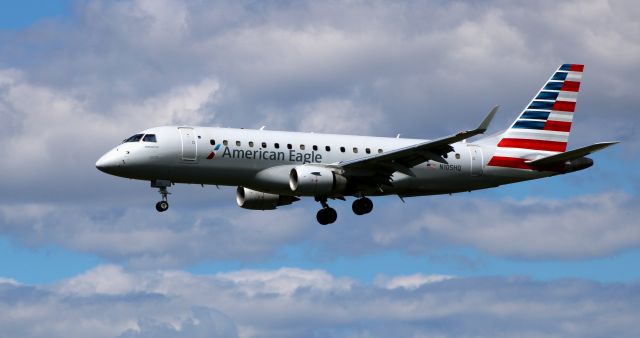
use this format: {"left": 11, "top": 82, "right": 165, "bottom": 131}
{"left": 96, "top": 150, "right": 122, "bottom": 175}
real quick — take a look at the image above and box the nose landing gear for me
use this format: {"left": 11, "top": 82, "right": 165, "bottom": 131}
{"left": 152, "top": 180, "right": 171, "bottom": 212}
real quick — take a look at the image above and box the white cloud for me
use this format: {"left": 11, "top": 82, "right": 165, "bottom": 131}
{"left": 215, "top": 268, "right": 354, "bottom": 297}
{"left": 296, "top": 98, "right": 385, "bottom": 135}
{"left": 0, "top": 277, "right": 19, "bottom": 285}
{"left": 57, "top": 265, "right": 140, "bottom": 296}
{"left": 403, "top": 192, "right": 640, "bottom": 259}
{"left": 375, "top": 274, "right": 453, "bottom": 290}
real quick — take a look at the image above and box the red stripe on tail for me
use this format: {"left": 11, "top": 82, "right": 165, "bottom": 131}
{"left": 498, "top": 138, "right": 567, "bottom": 152}
{"left": 561, "top": 81, "right": 581, "bottom": 92}
{"left": 552, "top": 101, "right": 576, "bottom": 112}
{"left": 544, "top": 120, "right": 572, "bottom": 132}
{"left": 569, "top": 64, "right": 584, "bottom": 72}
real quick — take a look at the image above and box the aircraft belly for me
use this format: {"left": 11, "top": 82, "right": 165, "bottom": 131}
{"left": 167, "top": 161, "right": 262, "bottom": 186}
{"left": 390, "top": 165, "right": 499, "bottom": 195}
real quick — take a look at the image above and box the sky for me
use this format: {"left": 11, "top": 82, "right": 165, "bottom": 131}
{"left": 0, "top": 0, "right": 639, "bottom": 337}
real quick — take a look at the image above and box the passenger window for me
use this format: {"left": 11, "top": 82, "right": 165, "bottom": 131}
{"left": 313, "top": 145, "right": 318, "bottom": 151}
{"left": 287, "top": 144, "right": 292, "bottom": 150}
{"left": 353, "top": 147, "right": 358, "bottom": 153}
{"left": 122, "top": 134, "right": 144, "bottom": 143}
{"left": 378, "top": 149, "right": 383, "bottom": 153}
{"left": 340, "top": 146, "right": 346, "bottom": 153}
{"left": 142, "top": 134, "right": 157, "bottom": 142}
{"left": 455, "top": 153, "right": 460, "bottom": 159}
{"left": 236, "top": 140, "right": 241, "bottom": 146}
{"left": 249, "top": 141, "right": 254, "bottom": 147}
{"left": 210, "top": 139, "right": 215, "bottom": 145}
{"left": 325, "top": 146, "right": 331, "bottom": 151}
{"left": 223, "top": 140, "right": 228, "bottom": 146}
{"left": 365, "top": 148, "right": 371, "bottom": 154}
{"left": 261, "top": 142, "right": 267, "bottom": 148}
{"left": 300, "top": 144, "right": 305, "bottom": 150}
{"left": 275, "top": 143, "right": 280, "bottom": 149}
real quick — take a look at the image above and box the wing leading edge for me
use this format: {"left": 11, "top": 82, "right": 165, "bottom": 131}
{"left": 336, "top": 106, "right": 499, "bottom": 176}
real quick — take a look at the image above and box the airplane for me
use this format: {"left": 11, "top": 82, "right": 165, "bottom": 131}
{"left": 96, "top": 64, "right": 617, "bottom": 225}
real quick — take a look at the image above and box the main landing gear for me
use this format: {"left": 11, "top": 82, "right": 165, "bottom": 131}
{"left": 352, "top": 197, "right": 373, "bottom": 215}
{"left": 315, "top": 196, "right": 374, "bottom": 225}
{"left": 316, "top": 198, "right": 337, "bottom": 225}
{"left": 152, "top": 180, "right": 171, "bottom": 212}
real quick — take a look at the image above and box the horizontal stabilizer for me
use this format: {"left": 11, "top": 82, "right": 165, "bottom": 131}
{"left": 526, "top": 141, "right": 618, "bottom": 166}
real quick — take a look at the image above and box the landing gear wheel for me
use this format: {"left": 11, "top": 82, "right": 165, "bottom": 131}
{"left": 152, "top": 182, "right": 171, "bottom": 213}
{"left": 316, "top": 207, "right": 338, "bottom": 225}
{"left": 156, "top": 201, "right": 169, "bottom": 212}
{"left": 352, "top": 197, "right": 373, "bottom": 215}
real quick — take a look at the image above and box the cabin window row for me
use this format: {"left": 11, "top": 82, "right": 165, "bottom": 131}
{"left": 210, "top": 139, "right": 383, "bottom": 154}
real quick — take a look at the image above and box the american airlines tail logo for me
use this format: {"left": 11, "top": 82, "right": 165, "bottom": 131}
{"left": 206, "top": 144, "right": 222, "bottom": 159}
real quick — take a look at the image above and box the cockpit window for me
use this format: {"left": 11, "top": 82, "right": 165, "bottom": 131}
{"left": 122, "top": 134, "right": 144, "bottom": 143}
{"left": 143, "top": 134, "right": 157, "bottom": 142}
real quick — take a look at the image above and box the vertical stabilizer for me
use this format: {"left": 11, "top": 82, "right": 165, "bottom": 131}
{"left": 487, "top": 64, "right": 584, "bottom": 169}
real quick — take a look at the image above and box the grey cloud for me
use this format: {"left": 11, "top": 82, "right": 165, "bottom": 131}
{"left": 312, "top": 191, "right": 640, "bottom": 260}
{"left": 1, "top": 191, "right": 638, "bottom": 267}
{"left": 1, "top": 0, "right": 638, "bottom": 204}
{"left": 0, "top": 0, "right": 639, "bottom": 266}
{"left": 118, "top": 307, "right": 238, "bottom": 338}
{"left": 2, "top": 0, "right": 638, "bottom": 137}
{"left": 0, "top": 202, "right": 312, "bottom": 268}
{"left": 1, "top": 266, "right": 639, "bottom": 338}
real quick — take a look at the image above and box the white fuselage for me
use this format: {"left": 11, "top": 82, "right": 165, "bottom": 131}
{"left": 96, "top": 125, "right": 551, "bottom": 198}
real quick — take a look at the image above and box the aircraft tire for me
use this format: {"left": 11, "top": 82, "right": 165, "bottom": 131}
{"left": 352, "top": 197, "right": 373, "bottom": 215}
{"left": 156, "top": 201, "right": 169, "bottom": 212}
{"left": 317, "top": 207, "right": 337, "bottom": 225}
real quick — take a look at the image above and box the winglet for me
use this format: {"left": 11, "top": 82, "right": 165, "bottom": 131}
{"left": 477, "top": 105, "right": 499, "bottom": 133}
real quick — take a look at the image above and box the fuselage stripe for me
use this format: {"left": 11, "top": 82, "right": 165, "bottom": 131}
{"left": 487, "top": 156, "right": 531, "bottom": 169}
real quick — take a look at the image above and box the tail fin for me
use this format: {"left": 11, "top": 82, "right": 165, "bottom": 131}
{"left": 487, "top": 64, "right": 584, "bottom": 169}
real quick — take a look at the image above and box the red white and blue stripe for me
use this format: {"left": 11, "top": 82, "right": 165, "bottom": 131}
{"left": 488, "top": 64, "right": 583, "bottom": 169}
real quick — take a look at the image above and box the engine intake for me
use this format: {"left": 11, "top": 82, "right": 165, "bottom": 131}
{"left": 236, "top": 187, "right": 299, "bottom": 210}
{"left": 289, "top": 165, "right": 347, "bottom": 196}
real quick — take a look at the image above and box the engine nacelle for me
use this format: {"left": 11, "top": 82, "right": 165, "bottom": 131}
{"left": 289, "top": 165, "right": 347, "bottom": 196}
{"left": 236, "top": 187, "right": 299, "bottom": 210}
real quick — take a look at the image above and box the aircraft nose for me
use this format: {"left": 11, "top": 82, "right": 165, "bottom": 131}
{"left": 95, "top": 150, "right": 122, "bottom": 174}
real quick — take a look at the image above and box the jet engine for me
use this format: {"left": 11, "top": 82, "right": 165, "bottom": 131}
{"left": 236, "top": 187, "right": 299, "bottom": 210}
{"left": 289, "top": 165, "right": 347, "bottom": 196}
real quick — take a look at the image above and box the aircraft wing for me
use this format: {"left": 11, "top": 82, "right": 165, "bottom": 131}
{"left": 336, "top": 106, "right": 499, "bottom": 177}
{"left": 526, "top": 141, "right": 619, "bottom": 167}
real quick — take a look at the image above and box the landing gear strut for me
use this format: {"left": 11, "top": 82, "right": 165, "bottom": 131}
{"left": 352, "top": 197, "right": 373, "bottom": 215}
{"left": 316, "top": 198, "right": 337, "bottom": 225}
{"left": 152, "top": 180, "right": 171, "bottom": 212}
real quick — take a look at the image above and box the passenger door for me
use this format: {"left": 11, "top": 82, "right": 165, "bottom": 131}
{"left": 178, "top": 127, "right": 197, "bottom": 161}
